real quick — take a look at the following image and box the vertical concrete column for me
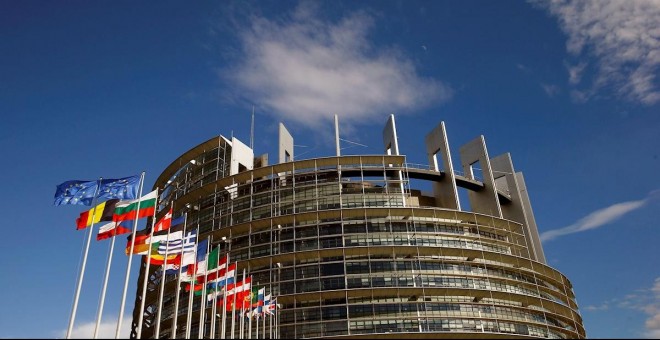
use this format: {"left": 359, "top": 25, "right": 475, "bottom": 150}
{"left": 458, "top": 136, "right": 502, "bottom": 217}
{"left": 382, "top": 114, "right": 405, "bottom": 206}
{"left": 516, "top": 171, "right": 546, "bottom": 264}
{"left": 382, "top": 114, "right": 400, "bottom": 155}
{"left": 278, "top": 123, "right": 294, "bottom": 164}
{"left": 230, "top": 137, "right": 254, "bottom": 175}
{"left": 424, "top": 121, "right": 460, "bottom": 210}
{"left": 491, "top": 153, "right": 545, "bottom": 263}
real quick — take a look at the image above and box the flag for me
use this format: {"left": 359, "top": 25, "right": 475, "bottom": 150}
{"left": 170, "top": 215, "right": 185, "bottom": 228}
{"left": 196, "top": 257, "right": 231, "bottom": 284}
{"left": 206, "top": 263, "right": 236, "bottom": 301}
{"left": 252, "top": 287, "right": 265, "bottom": 317}
{"left": 164, "top": 258, "right": 182, "bottom": 275}
{"left": 256, "top": 287, "right": 265, "bottom": 307}
{"left": 54, "top": 180, "right": 98, "bottom": 206}
{"left": 153, "top": 208, "right": 172, "bottom": 233}
{"left": 113, "top": 189, "right": 158, "bottom": 222}
{"left": 263, "top": 294, "right": 273, "bottom": 315}
{"left": 157, "top": 231, "right": 195, "bottom": 255}
{"left": 145, "top": 251, "right": 178, "bottom": 265}
{"left": 266, "top": 297, "right": 277, "bottom": 315}
{"left": 247, "top": 287, "right": 260, "bottom": 309}
{"left": 199, "top": 262, "right": 237, "bottom": 298}
{"left": 97, "top": 175, "right": 140, "bottom": 201}
{"left": 96, "top": 221, "right": 131, "bottom": 241}
{"left": 54, "top": 175, "right": 141, "bottom": 206}
{"left": 179, "top": 237, "right": 207, "bottom": 282}
{"left": 125, "top": 231, "right": 183, "bottom": 255}
{"left": 206, "top": 263, "right": 236, "bottom": 291}
{"left": 224, "top": 277, "right": 252, "bottom": 312}
{"left": 76, "top": 199, "right": 119, "bottom": 230}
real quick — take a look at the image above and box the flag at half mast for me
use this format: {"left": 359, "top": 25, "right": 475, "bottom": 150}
{"left": 114, "top": 189, "right": 158, "bottom": 222}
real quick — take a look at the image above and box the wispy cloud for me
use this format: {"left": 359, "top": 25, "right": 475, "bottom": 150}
{"left": 540, "top": 190, "right": 659, "bottom": 242}
{"left": 224, "top": 3, "right": 451, "bottom": 128}
{"left": 541, "top": 83, "right": 561, "bottom": 97}
{"left": 533, "top": 0, "right": 660, "bottom": 105}
{"left": 584, "top": 303, "right": 609, "bottom": 311}
{"left": 565, "top": 61, "right": 587, "bottom": 85}
{"left": 585, "top": 278, "right": 660, "bottom": 338}
{"left": 516, "top": 63, "right": 532, "bottom": 74}
{"left": 54, "top": 315, "right": 131, "bottom": 339}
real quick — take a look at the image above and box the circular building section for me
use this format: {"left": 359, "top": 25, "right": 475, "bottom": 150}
{"left": 130, "top": 118, "right": 586, "bottom": 339}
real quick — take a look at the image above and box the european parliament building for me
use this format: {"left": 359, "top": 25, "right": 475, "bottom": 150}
{"left": 130, "top": 115, "right": 586, "bottom": 339}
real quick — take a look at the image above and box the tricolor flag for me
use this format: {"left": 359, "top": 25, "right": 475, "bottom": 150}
{"left": 164, "top": 261, "right": 181, "bottom": 275}
{"left": 76, "top": 199, "right": 119, "bottom": 230}
{"left": 113, "top": 189, "right": 158, "bottom": 222}
{"left": 125, "top": 231, "right": 183, "bottom": 255}
{"left": 251, "top": 287, "right": 266, "bottom": 318}
{"left": 191, "top": 250, "right": 228, "bottom": 283}
{"left": 204, "top": 263, "right": 238, "bottom": 300}
{"left": 145, "top": 252, "right": 178, "bottom": 265}
{"left": 153, "top": 208, "right": 172, "bottom": 233}
{"left": 96, "top": 221, "right": 131, "bottom": 241}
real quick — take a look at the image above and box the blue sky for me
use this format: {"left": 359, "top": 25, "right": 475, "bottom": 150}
{"left": 1, "top": 0, "right": 659, "bottom": 338}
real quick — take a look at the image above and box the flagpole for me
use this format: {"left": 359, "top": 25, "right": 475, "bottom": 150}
{"left": 136, "top": 187, "right": 159, "bottom": 339}
{"left": 210, "top": 247, "right": 221, "bottom": 339}
{"left": 240, "top": 269, "right": 246, "bottom": 340}
{"left": 220, "top": 257, "right": 231, "bottom": 339}
{"left": 248, "top": 286, "right": 252, "bottom": 339}
{"left": 198, "top": 238, "right": 211, "bottom": 339}
{"left": 171, "top": 212, "right": 188, "bottom": 338}
{"left": 116, "top": 171, "right": 146, "bottom": 339}
{"left": 262, "top": 298, "right": 265, "bottom": 340}
{"left": 93, "top": 221, "right": 118, "bottom": 339}
{"left": 186, "top": 227, "right": 199, "bottom": 339}
{"left": 231, "top": 268, "right": 240, "bottom": 339}
{"left": 66, "top": 178, "right": 102, "bottom": 339}
{"left": 154, "top": 203, "right": 173, "bottom": 339}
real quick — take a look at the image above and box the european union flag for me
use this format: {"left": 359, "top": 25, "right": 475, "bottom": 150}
{"left": 97, "top": 175, "right": 140, "bottom": 201}
{"left": 53, "top": 180, "right": 99, "bottom": 206}
{"left": 54, "top": 174, "right": 141, "bottom": 206}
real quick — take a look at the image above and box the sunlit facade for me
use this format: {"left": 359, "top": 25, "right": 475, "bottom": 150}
{"left": 129, "top": 115, "right": 586, "bottom": 339}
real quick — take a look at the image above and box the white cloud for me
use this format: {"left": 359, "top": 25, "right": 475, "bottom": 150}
{"left": 540, "top": 190, "right": 659, "bottom": 242}
{"left": 584, "top": 278, "right": 660, "bottom": 338}
{"left": 541, "top": 83, "right": 561, "bottom": 97}
{"left": 517, "top": 63, "right": 532, "bottom": 73}
{"left": 224, "top": 3, "right": 451, "bottom": 128}
{"left": 585, "top": 303, "right": 609, "bottom": 311}
{"left": 55, "top": 315, "right": 131, "bottom": 339}
{"left": 534, "top": 0, "right": 660, "bottom": 105}
{"left": 566, "top": 61, "right": 587, "bottom": 85}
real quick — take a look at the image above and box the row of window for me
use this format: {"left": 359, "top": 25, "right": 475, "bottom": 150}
{"left": 278, "top": 318, "right": 569, "bottom": 339}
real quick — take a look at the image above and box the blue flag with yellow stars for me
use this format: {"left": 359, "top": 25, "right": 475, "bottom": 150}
{"left": 54, "top": 174, "right": 141, "bottom": 206}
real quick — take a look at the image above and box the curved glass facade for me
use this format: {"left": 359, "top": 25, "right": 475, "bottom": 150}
{"left": 131, "top": 130, "right": 586, "bottom": 339}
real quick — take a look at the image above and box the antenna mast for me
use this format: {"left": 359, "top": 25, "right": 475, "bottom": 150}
{"left": 250, "top": 106, "right": 255, "bottom": 150}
